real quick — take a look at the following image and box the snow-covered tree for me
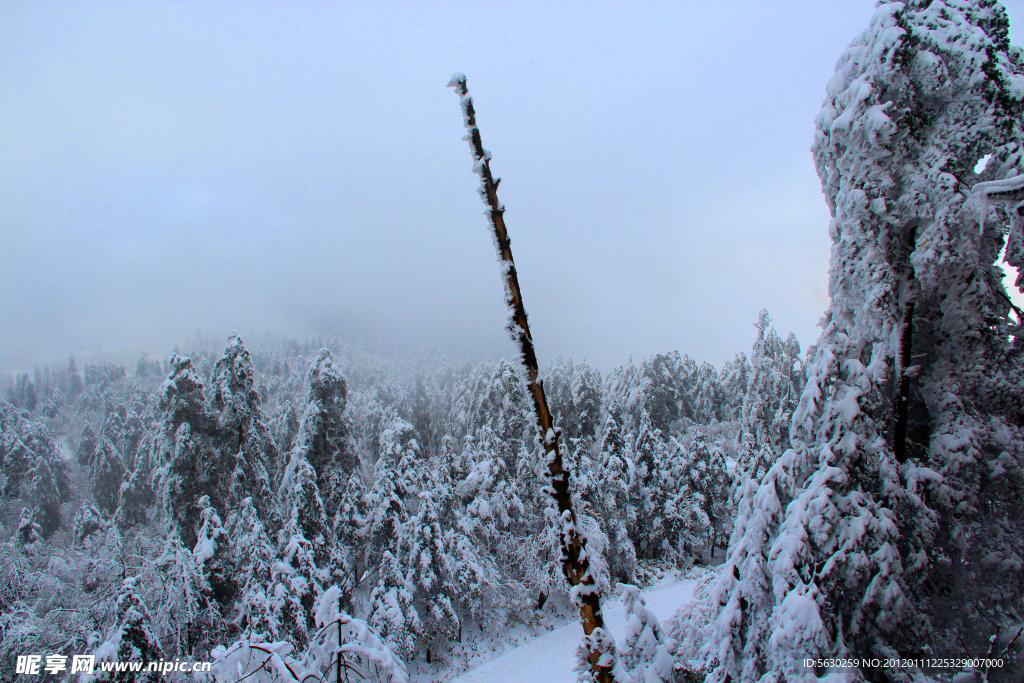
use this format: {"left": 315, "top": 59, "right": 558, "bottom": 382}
{"left": 152, "top": 354, "right": 217, "bottom": 547}
{"left": 90, "top": 576, "right": 165, "bottom": 682}
{"left": 619, "top": 585, "right": 674, "bottom": 683}
{"left": 703, "top": 2, "right": 1024, "bottom": 680}
{"left": 91, "top": 437, "right": 126, "bottom": 516}
{"left": 15, "top": 506, "right": 42, "bottom": 549}
{"left": 73, "top": 500, "right": 110, "bottom": 546}
{"left": 629, "top": 414, "right": 671, "bottom": 559}
{"left": 193, "top": 496, "right": 237, "bottom": 609}
{"left": 209, "top": 585, "right": 409, "bottom": 683}
{"left": 233, "top": 497, "right": 281, "bottom": 642}
{"left": 209, "top": 333, "right": 278, "bottom": 529}
{"left": 291, "top": 349, "right": 358, "bottom": 515}
{"left": 736, "top": 310, "right": 800, "bottom": 478}
{"left": 398, "top": 485, "right": 460, "bottom": 660}
{"left": 367, "top": 550, "right": 421, "bottom": 662}
{"left": 591, "top": 413, "right": 638, "bottom": 583}
{"left": 114, "top": 432, "right": 155, "bottom": 532}
{"left": 76, "top": 419, "right": 98, "bottom": 466}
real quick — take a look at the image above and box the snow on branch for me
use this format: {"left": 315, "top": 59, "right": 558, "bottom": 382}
{"left": 974, "top": 174, "right": 1024, "bottom": 236}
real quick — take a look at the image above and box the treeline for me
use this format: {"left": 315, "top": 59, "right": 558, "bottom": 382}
{"left": 0, "top": 311, "right": 803, "bottom": 680}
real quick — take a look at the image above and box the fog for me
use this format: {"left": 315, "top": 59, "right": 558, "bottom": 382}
{"left": 3, "top": 0, "right": 1022, "bottom": 374}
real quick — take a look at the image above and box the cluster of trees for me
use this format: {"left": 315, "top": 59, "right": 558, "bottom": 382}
{"left": 680, "top": 1, "right": 1024, "bottom": 682}
{"left": 5, "top": 3, "right": 1021, "bottom": 681}
{"left": 0, "top": 313, "right": 803, "bottom": 681}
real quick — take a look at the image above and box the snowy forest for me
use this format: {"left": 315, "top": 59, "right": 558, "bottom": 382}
{"left": 3, "top": 1, "right": 1024, "bottom": 682}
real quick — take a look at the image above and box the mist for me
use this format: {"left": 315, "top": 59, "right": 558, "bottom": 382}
{"left": 3, "top": 0, "right": 1022, "bottom": 374}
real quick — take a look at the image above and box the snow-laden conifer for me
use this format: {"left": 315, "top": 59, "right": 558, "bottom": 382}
{"left": 619, "top": 585, "right": 675, "bottom": 683}
{"left": 234, "top": 497, "right": 281, "bottom": 641}
{"left": 77, "top": 418, "right": 98, "bottom": 466}
{"left": 703, "top": 1, "right": 1024, "bottom": 679}
{"left": 591, "top": 413, "right": 637, "bottom": 583}
{"left": 73, "top": 500, "right": 110, "bottom": 546}
{"left": 291, "top": 349, "right": 358, "bottom": 513}
{"left": 367, "top": 550, "right": 421, "bottom": 662}
{"left": 87, "top": 576, "right": 164, "bottom": 682}
{"left": 91, "top": 437, "right": 126, "bottom": 516}
{"left": 209, "top": 333, "right": 278, "bottom": 528}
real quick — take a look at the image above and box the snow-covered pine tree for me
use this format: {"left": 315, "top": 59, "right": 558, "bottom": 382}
{"left": 193, "top": 496, "right": 238, "bottom": 610}
{"left": 736, "top": 311, "right": 799, "bottom": 480}
{"left": 73, "top": 500, "right": 110, "bottom": 546}
{"left": 15, "top": 506, "right": 42, "bottom": 549}
{"left": 152, "top": 354, "right": 217, "bottom": 547}
{"left": 91, "top": 437, "right": 126, "bottom": 516}
{"left": 367, "top": 550, "right": 421, "bottom": 663}
{"left": 717, "top": 353, "right": 751, "bottom": 423}
{"left": 209, "top": 333, "right": 279, "bottom": 529}
{"left": 76, "top": 419, "right": 98, "bottom": 466}
{"left": 453, "top": 427, "right": 528, "bottom": 624}
{"left": 683, "top": 429, "right": 730, "bottom": 554}
{"left": 397, "top": 484, "right": 461, "bottom": 661}
{"left": 114, "top": 432, "right": 156, "bottom": 531}
{"left": 629, "top": 413, "right": 671, "bottom": 559}
{"left": 703, "top": 2, "right": 1024, "bottom": 680}
{"left": 233, "top": 497, "right": 281, "bottom": 642}
{"left": 26, "top": 455, "right": 65, "bottom": 536}
{"left": 292, "top": 349, "right": 358, "bottom": 506}
{"left": 691, "top": 361, "right": 724, "bottom": 425}
{"left": 91, "top": 576, "right": 165, "bottom": 682}
{"left": 364, "top": 449, "right": 407, "bottom": 571}
{"left": 591, "top": 413, "right": 638, "bottom": 584}
{"left": 653, "top": 436, "right": 711, "bottom": 567}
{"left": 619, "top": 585, "right": 675, "bottom": 683}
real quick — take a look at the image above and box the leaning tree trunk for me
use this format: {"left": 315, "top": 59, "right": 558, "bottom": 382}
{"left": 448, "top": 73, "right": 617, "bottom": 683}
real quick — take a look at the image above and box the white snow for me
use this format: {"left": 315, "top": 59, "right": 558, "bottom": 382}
{"left": 451, "top": 575, "right": 700, "bottom": 683}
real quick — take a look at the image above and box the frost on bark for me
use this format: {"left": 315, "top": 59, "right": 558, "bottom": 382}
{"left": 448, "top": 73, "right": 616, "bottom": 683}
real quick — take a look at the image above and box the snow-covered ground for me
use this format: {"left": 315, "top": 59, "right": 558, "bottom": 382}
{"left": 449, "top": 572, "right": 703, "bottom": 683}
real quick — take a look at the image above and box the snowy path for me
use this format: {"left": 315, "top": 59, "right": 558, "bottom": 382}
{"left": 452, "top": 576, "right": 699, "bottom": 683}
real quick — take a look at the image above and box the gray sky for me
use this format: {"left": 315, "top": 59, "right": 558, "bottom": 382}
{"left": 2, "top": 0, "right": 1023, "bottom": 375}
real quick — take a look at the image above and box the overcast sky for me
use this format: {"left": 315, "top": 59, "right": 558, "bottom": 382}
{"left": 2, "top": 0, "right": 1023, "bottom": 375}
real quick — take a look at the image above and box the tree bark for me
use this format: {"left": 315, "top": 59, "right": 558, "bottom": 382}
{"left": 448, "top": 73, "right": 615, "bottom": 683}
{"left": 893, "top": 302, "right": 914, "bottom": 463}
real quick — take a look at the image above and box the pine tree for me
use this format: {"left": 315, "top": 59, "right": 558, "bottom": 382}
{"left": 76, "top": 419, "right": 98, "bottom": 467}
{"left": 629, "top": 413, "right": 671, "bottom": 559}
{"left": 233, "top": 497, "right": 280, "bottom": 641}
{"left": 704, "top": 2, "right": 1024, "bottom": 679}
{"left": 93, "top": 576, "right": 165, "bottom": 682}
{"left": 193, "top": 496, "right": 238, "bottom": 609}
{"left": 591, "top": 414, "right": 637, "bottom": 583}
{"left": 737, "top": 311, "right": 799, "bottom": 478}
{"left": 291, "top": 348, "right": 358, "bottom": 520}
{"left": 619, "top": 585, "right": 674, "bottom": 683}
{"left": 27, "top": 456, "right": 64, "bottom": 537}
{"left": 718, "top": 352, "right": 751, "bottom": 422}
{"left": 152, "top": 354, "right": 213, "bottom": 544}
{"left": 73, "top": 500, "right": 110, "bottom": 545}
{"left": 114, "top": 432, "right": 156, "bottom": 531}
{"left": 209, "top": 333, "right": 278, "bottom": 529}
{"left": 399, "top": 485, "right": 461, "bottom": 660}
{"left": 15, "top": 506, "right": 42, "bottom": 549}
{"left": 367, "top": 550, "right": 421, "bottom": 662}
{"left": 91, "top": 437, "right": 126, "bottom": 516}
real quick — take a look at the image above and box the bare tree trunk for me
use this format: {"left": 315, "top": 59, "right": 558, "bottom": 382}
{"left": 448, "top": 73, "right": 616, "bottom": 683}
